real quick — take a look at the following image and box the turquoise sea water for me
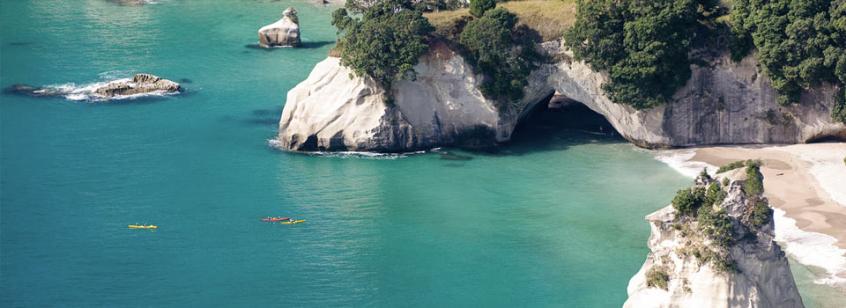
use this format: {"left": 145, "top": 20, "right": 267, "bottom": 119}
{"left": 2, "top": 0, "right": 701, "bottom": 306}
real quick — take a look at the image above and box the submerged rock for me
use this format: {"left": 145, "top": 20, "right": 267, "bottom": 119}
{"left": 275, "top": 40, "right": 846, "bottom": 152}
{"left": 624, "top": 169, "right": 804, "bottom": 308}
{"left": 5, "top": 73, "right": 181, "bottom": 101}
{"left": 258, "top": 8, "right": 301, "bottom": 48}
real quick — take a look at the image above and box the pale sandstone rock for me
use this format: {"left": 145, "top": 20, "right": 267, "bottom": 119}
{"left": 623, "top": 171, "right": 804, "bottom": 308}
{"left": 276, "top": 41, "right": 846, "bottom": 151}
{"left": 277, "top": 44, "right": 511, "bottom": 151}
{"left": 258, "top": 8, "right": 301, "bottom": 48}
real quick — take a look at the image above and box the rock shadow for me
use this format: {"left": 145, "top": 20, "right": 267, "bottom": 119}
{"left": 218, "top": 107, "right": 283, "bottom": 127}
{"left": 473, "top": 97, "right": 625, "bottom": 157}
{"left": 244, "top": 40, "right": 334, "bottom": 51}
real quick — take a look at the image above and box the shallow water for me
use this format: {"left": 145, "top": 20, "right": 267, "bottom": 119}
{"left": 0, "top": 0, "right": 825, "bottom": 306}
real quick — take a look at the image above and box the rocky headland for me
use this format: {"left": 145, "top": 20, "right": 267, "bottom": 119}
{"left": 624, "top": 166, "right": 804, "bottom": 308}
{"left": 275, "top": 41, "right": 846, "bottom": 152}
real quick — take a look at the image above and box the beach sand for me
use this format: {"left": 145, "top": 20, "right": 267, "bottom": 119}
{"left": 655, "top": 143, "right": 846, "bottom": 299}
{"left": 691, "top": 144, "right": 846, "bottom": 250}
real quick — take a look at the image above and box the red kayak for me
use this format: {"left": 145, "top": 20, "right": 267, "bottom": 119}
{"left": 262, "top": 217, "right": 290, "bottom": 222}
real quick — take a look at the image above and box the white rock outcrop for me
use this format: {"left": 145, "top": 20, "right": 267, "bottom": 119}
{"left": 258, "top": 7, "right": 301, "bottom": 48}
{"left": 277, "top": 43, "right": 525, "bottom": 151}
{"left": 276, "top": 41, "right": 846, "bottom": 151}
{"left": 624, "top": 169, "right": 804, "bottom": 308}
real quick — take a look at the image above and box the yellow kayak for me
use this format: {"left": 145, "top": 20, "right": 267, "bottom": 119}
{"left": 128, "top": 224, "right": 158, "bottom": 229}
{"left": 280, "top": 219, "right": 305, "bottom": 225}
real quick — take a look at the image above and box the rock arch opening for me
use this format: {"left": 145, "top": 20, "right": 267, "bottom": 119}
{"left": 510, "top": 92, "right": 622, "bottom": 143}
{"left": 805, "top": 131, "right": 846, "bottom": 143}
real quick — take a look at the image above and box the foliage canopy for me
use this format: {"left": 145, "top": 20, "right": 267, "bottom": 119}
{"left": 459, "top": 7, "right": 538, "bottom": 108}
{"left": 332, "top": 0, "right": 435, "bottom": 99}
{"left": 672, "top": 186, "right": 706, "bottom": 216}
{"left": 731, "top": 0, "right": 846, "bottom": 110}
{"left": 470, "top": 0, "right": 496, "bottom": 17}
{"left": 564, "top": 0, "right": 720, "bottom": 109}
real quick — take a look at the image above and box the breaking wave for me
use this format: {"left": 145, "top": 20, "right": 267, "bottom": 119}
{"left": 39, "top": 80, "right": 176, "bottom": 102}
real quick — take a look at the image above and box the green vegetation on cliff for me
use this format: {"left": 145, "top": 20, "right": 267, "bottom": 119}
{"left": 331, "top": 0, "right": 434, "bottom": 98}
{"left": 336, "top": 0, "right": 846, "bottom": 122}
{"left": 834, "top": 89, "right": 846, "bottom": 123}
{"left": 425, "top": 1, "right": 576, "bottom": 41}
{"left": 743, "top": 161, "right": 764, "bottom": 198}
{"left": 673, "top": 177, "right": 737, "bottom": 273}
{"left": 672, "top": 186, "right": 706, "bottom": 216}
{"left": 731, "top": 0, "right": 846, "bottom": 111}
{"left": 470, "top": 0, "right": 496, "bottom": 17}
{"left": 460, "top": 7, "right": 538, "bottom": 105}
{"left": 424, "top": 1, "right": 545, "bottom": 109}
{"left": 564, "top": 0, "right": 722, "bottom": 109}
{"left": 646, "top": 267, "right": 670, "bottom": 290}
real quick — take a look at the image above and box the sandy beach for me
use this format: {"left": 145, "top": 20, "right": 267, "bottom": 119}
{"left": 656, "top": 143, "right": 846, "bottom": 293}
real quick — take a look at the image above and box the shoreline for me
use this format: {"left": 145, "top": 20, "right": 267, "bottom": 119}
{"left": 652, "top": 143, "right": 846, "bottom": 293}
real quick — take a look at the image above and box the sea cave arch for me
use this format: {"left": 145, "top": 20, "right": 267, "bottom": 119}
{"left": 510, "top": 91, "right": 622, "bottom": 143}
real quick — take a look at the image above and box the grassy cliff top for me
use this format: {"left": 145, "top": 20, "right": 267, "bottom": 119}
{"left": 424, "top": 0, "right": 577, "bottom": 41}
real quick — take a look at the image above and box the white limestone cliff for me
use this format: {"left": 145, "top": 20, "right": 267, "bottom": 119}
{"left": 275, "top": 41, "right": 846, "bottom": 151}
{"left": 277, "top": 43, "right": 527, "bottom": 151}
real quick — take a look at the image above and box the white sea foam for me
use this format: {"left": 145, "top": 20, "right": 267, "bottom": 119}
{"left": 40, "top": 78, "right": 175, "bottom": 102}
{"left": 784, "top": 145, "right": 846, "bottom": 208}
{"left": 652, "top": 149, "right": 717, "bottom": 178}
{"left": 773, "top": 208, "right": 846, "bottom": 286}
{"left": 309, "top": 150, "right": 425, "bottom": 159}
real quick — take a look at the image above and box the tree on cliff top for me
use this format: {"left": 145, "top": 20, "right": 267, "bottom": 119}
{"left": 470, "top": 0, "right": 496, "bottom": 17}
{"left": 332, "top": 0, "right": 434, "bottom": 100}
{"left": 731, "top": 0, "right": 846, "bottom": 109}
{"left": 459, "top": 8, "right": 538, "bottom": 108}
{"left": 564, "top": 0, "right": 721, "bottom": 109}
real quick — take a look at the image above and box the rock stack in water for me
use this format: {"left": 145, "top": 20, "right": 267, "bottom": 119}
{"left": 624, "top": 165, "right": 804, "bottom": 308}
{"left": 94, "top": 73, "right": 181, "bottom": 97}
{"left": 258, "top": 7, "right": 301, "bottom": 48}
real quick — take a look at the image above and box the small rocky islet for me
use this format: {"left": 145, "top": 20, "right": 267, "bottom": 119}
{"left": 257, "top": 7, "right": 301, "bottom": 48}
{"left": 5, "top": 73, "right": 182, "bottom": 101}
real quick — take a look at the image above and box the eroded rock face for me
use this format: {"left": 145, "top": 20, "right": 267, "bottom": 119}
{"left": 258, "top": 8, "right": 301, "bottom": 48}
{"left": 623, "top": 170, "right": 803, "bottom": 308}
{"left": 276, "top": 44, "right": 521, "bottom": 151}
{"left": 534, "top": 41, "right": 846, "bottom": 147}
{"left": 275, "top": 41, "right": 846, "bottom": 152}
{"left": 94, "top": 73, "right": 181, "bottom": 97}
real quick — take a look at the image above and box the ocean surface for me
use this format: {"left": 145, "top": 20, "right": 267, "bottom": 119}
{"left": 0, "top": 0, "right": 826, "bottom": 306}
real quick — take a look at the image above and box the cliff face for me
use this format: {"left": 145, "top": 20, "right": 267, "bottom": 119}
{"left": 277, "top": 44, "right": 541, "bottom": 151}
{"left": 624, "top": 169, "right": 803, "bottom": 308}
{"left": 275, "top": 41, "right": 846, "bottom": 151}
